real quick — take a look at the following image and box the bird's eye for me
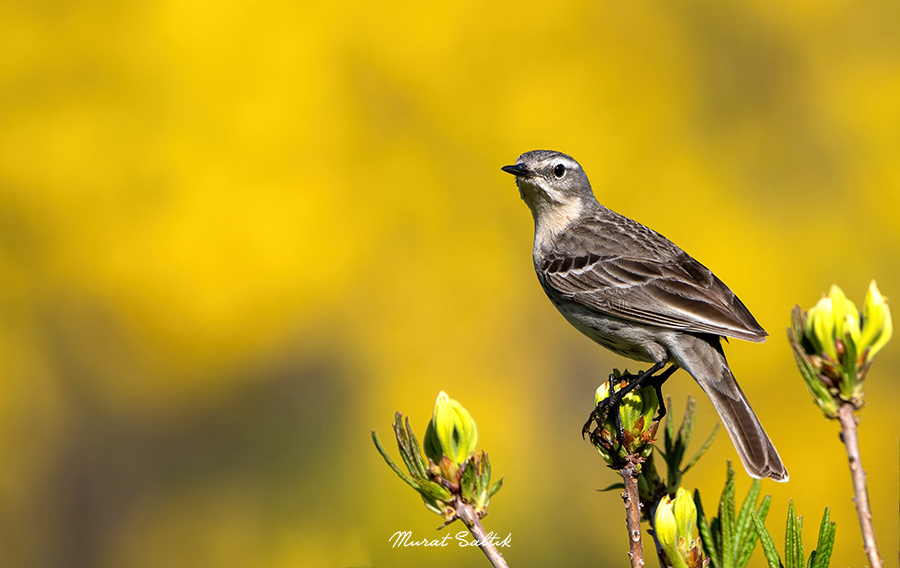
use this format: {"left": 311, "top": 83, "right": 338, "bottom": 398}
{"left": 553, "top": 164, "right": 566, "bottom": 178}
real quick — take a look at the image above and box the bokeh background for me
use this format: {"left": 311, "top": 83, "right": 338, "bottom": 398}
{"left": 2, "top": 0, "right": 899, "bottom": 566}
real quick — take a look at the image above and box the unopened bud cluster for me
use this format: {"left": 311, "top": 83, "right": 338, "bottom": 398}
{"left": 654, "top": 488, "right": 707, "bottom": 568}
{"left": 591, "top": 371, "right": 660, "bottom": 469}
{"left": 789, "top": 281, "right": 892, "bottom": 417}
{"left": 372, "top": 391, "right": 502, "bottom": 523}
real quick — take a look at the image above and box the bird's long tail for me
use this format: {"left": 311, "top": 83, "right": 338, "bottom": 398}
{"left": 669, "top": 334, "right": 788, "bottom": 482}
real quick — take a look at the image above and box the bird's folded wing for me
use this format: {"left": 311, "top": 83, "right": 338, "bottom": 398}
{"left": 541, "top": 253, "right": 768, "bottom": 342}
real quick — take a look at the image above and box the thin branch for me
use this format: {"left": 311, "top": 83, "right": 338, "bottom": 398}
{"left": 622, "top": 464, "right": 646, "bottom": 568}
{"left": 455, "top": 500, "right": 509, "bottom": 568}
{"left": 837, "top": 402, "right": 883, "bottom": 568}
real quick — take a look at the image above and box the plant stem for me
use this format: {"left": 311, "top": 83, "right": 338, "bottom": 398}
{"left": 622, "top": 464, "right": 646, "bottom": 568}
{"left": 837, "top": 402, "right": 883, "bottom": 568}
{"left": 455, "top": 499, "right": 509, "bottom": 568}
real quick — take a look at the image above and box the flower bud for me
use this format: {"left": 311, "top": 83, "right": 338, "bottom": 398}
{"left": 591, "top": 372, "right": 660, "bottom": 466}
{"left": 373, "top": 398, "right": 501, "bottom": 523}
{"left": 654, "top": 488, "right": 704, "bottom": 568}
{"left": 789, "top": 281, "right": 892, "bottom": 416}
{"left": 806, "top": 285, "right": 860, "bottom": 362}
{"left": 424, "top": 391, "right": 478, "bottom": 466}
{"left": 673, "top": 488, "right": 697, "bottom": 548}
{"left": 859, "top": 280, "right": 892, "bottom": 362}
{"left": 655, "top": 493, "right": 679, "bottom": 552}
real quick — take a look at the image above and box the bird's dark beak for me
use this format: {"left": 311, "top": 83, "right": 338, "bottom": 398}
{"left": 501, "top": 163, "right": 534, "bottom": 178}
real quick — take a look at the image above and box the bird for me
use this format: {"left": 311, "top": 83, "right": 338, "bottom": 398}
{"left": 502, "top": 149, "right": 788, "bottom": 482}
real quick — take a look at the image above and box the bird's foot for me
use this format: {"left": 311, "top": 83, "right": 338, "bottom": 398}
{"left": 582, "top": 363, "right": 677, "bottom": 447}
{"left": 582, "top": 373, "right": 627, "bottom": 445}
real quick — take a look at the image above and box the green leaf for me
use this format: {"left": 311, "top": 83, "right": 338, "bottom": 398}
{"left": 404, "top": 416, "right": 430, "bottom": 476}
{"left": 371, "top": 429, "right": 421, "bottom": 491}
{"left": 719, "top": 463, "right": 736, "bottom": 568}
{"left": 489, "top": 477, "right": 504, "bottom": 497}
{"left": 734, "top": 479, "right": 762, "bottom": 567}
{"left": 664, "top": 396, "right": 698, "bottom": 490}
{"left": 810, "top": 508, "right": 836, "bottom": 568}
{"left": 477, "top": 452, "right": 489, "bottom": 487}
{"left": 597, "top": 482, "right": 625, "bottom": 492}
{"left": 665, "top": 396, "right": 676, "bottom": 449}
{"left": 418, "top": 478, "right": 453, "bottom": 502}
{"left": 787, "top": 333, "right": 839, "bottom": 418}
{"left": 695, "top": 490, "right": 721, "bottom": 568}
{"left": 391, "top": 414, "right": 427, "bottom": 479}
{"left": 737, "top": 495, "right": 773, "bottom": 568}
{"left": 474, "top": 452, "right": 492, "bottom": 506}
{"left": 785, "top": 501, "right": 803, "bottom": 568}
{"left": 751, "top": 510, "right": 782, "bottom": 568}
{"left": 676, "top": 395, "right": 697, "bottom": 454}
{"left": 757, "top": 495, "right": 773, "bottom": 520}
{"left": 736, "top": 525, "right": 760, "bottom": 568}
{"left": 460, "top": 460, "right": 477, "bottom": 502}
{"left": 711, "top": 518, "right": 723, "bottom": 566}
{"left": 841, "top": 331, "right": 859, "bottom": 400}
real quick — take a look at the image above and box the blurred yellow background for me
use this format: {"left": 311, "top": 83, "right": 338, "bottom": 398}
{"left": 1, "top": 0, "right": 899, "bottom": 566}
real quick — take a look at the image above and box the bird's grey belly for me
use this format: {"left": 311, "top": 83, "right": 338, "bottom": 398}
{"left": 547, "top": 295, "right": 665, "bottom": 364}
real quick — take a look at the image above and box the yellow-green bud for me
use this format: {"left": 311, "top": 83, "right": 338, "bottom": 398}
{"left": 424, "top": 391, "right": 478, "bottom": 466}
{"left": 807, "top": 295, "right": 837, "bottom": 361}
{"left": 591, "top": 373, "right": 660, "bottom": 466}
{"left": 790, "top": 281, "right": 892, "bottom": 417}
{"left": 673, "top": 487, "right": 697, "bottom": 550}
{"left": 860, "top": 280, "right": 892, "bottom": 362}
{"left": 655, "top": 488, "right": 702, "bottom": 568}
{"left": 655, "top": 493, "right": 679, "bottom": 553}
{"left": 807, "top": 285, "right": 862, "bottom": 361}
{"left": 830, "top": 284, "right": 861, "bottom": 346}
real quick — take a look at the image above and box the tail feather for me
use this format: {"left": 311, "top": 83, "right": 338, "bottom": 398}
{"left": 669, "top": 334, "right": 788, "bottom": 482}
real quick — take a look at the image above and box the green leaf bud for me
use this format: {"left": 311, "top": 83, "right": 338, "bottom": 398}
{"left": 591, "top": 374, "right": 660, "bottom": 466}
{"left": 860, "top": 280, "right": 892, "bottom": 362}
{"left": 655, "top": 488, "right": 703, "bottom": 568}
{"left": 424, "top": 391, "right": 478, "bottom": 466}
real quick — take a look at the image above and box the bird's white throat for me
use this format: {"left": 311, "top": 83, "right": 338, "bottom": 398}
{"left": 519, "top": 180, "right": 583, "bottom": 249}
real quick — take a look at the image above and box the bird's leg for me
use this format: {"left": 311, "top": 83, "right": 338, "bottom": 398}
{"left": 583, "top": 361, "right": 667, "bottom": 446}
{"left": 585, "top": 377, "right": 623, "bottom": 465}
{"left": 582, "top": 373, "right": 620, "bottom": 440}
{"left": 606, "top": 361, "right": 666, "bottom": 406}
{"left": 647, "top": 365, "right": 677, "bottom": 421}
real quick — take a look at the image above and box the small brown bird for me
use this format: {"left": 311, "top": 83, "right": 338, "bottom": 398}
{"left": 503, "top": 150, "right": 787, "bottom": 481}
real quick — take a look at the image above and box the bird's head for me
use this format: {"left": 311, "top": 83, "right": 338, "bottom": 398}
{"left": 502, "top": 150, "right": 596, "bottom": 234}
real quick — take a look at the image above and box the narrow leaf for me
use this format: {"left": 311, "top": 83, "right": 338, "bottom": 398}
{"left": 734, "top": 479, "right": 762, "bottom": 560}
{"left": 757, "top": 495, "right": 773, "bottom": 521}
{"left": 811, "top": 508, "right": 836, "bottom": 568}
{"left": 736, "top": 493, "right": 771, "bottom": 568}
{"left": 392, "top": 414, "right": 425, "bottom": 478}
{"left": 665, "top": 396, "right": 676, "bottom": 449}
{"left": 720, "top": 464, "right": 736, "bottom": 568}
{"left": 785, "top": 501, "right": 803, "bottom": 568}
{"left": 404, "top": 416, "right": 430, "bottom": 476}
{"left": 372, "top": 430, "right": 422, "bottom": 491}
{"left": 677, "top": 396, "right": 698, "bottom": 453}
{"left": 481, "top": 452, "right": 492, "bottom": 486}
{"left": 695, "top": 490, "right": 721, "bottom": 568}
{"left": 751, "top": 511, "right": 782, "bottom": 568}
{"left": 841, "top": 331, "right": 859, "bottom": 400}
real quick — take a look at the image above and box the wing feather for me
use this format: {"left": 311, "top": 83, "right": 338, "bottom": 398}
{"left": 543, "top": 252, "right": 767, "bottom": 342}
